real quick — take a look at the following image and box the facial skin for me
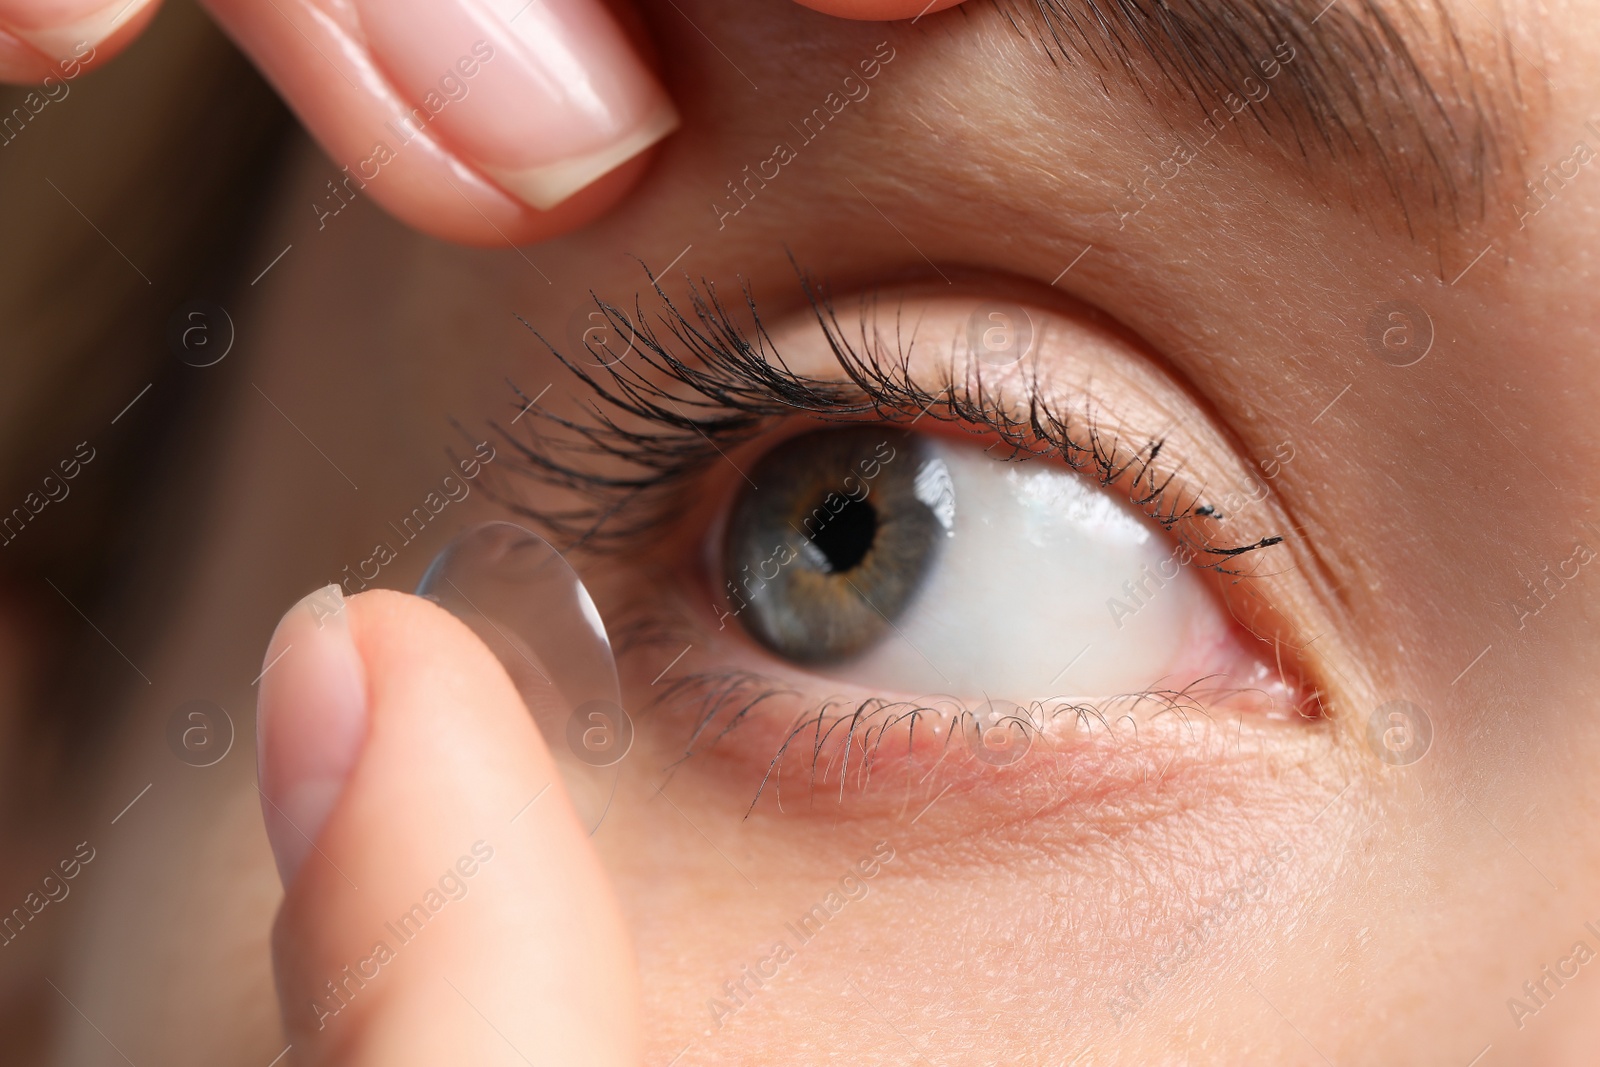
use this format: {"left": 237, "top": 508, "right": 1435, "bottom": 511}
{"left": 22, "top": 0, "right": 1600, "bottom": 1064}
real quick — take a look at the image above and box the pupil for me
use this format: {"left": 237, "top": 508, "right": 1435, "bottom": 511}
{"left": 809, "top": 496, "right": 877, "bottom": 573}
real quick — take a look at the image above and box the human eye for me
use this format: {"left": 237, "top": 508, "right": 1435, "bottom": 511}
{"left": 725, "top": 424, "right": 1219, "bottom": 702}
{"left": 501, "top": 275, "right": 1324, "bottom": 819}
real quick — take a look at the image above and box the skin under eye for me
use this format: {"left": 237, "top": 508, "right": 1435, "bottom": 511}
{"left": 721, "top": 424, "right": 1219, "bottom": 701}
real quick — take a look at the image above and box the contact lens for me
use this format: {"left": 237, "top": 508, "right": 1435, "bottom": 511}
{"left": 417, "top": 522, "right": 630, "bottom": 834}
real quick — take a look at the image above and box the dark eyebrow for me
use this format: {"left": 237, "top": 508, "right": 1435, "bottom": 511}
{"left": 986, "top": 0, "right": 1520, "bottom": 234}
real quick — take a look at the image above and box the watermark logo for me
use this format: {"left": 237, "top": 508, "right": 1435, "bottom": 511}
{"left": 566, "top": 699, "right": 634, "bottom": 767}
{"left": 963, "top": 698, "right": 1036, "bottom": 767}
{"left": 965, "top": 302, "right": 1035, "bottom": 368}
{"left": 166, "top": 699, "right": 234, "bottom": 768}
{"left": 1364, "top": 299, "right": 1433, "bottom": 367}
{"left": 167, "top": 300, "right": 234, "bottom": 368}
{"left": 1365, "top": 699, "right": 1432, "bottom": 765}
{"left": 566, "top": 304, "right": 639, "bottom": 368}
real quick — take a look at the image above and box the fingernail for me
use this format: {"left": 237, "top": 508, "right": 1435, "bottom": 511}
{"left": 352, "top": 0, "right": 678, "bottom": 211}
{"left": 257, "top": 585, "right": 368, "bottom": 888}
{"left": 0, "top": 0, "right": 139, "bottom": 61}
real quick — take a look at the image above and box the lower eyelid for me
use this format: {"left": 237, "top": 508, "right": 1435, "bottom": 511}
{"left": 604, "top": 559, "right": 1313, "bottom": 820}
{"left": 633, "top": 663, "right": 1319, "bottom": 833}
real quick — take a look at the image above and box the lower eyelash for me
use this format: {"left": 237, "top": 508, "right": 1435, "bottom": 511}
{"left": 647, "top": 665, "right": 1312, "bottom": 817}
{"left": 493, "top": 269, "right": 1280, "bottom": 573}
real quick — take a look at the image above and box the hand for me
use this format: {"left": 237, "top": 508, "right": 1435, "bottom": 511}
{"left": 3, "top": 0, "right": 678, "bottom": 245}
{"left": 0, "top": 0, "right": 972, "bottom": 245}
{"left": 256, "top": 587, "right": 640, "bottom": 1065}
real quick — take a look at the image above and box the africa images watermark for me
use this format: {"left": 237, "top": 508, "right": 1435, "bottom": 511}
{"left": 1514, "top": 116, "right": 1600, "bottom": 230}
{"left": 1103, "top": 439, "right": 1296, "bottom": 630}
{"left": 313, "top": 41, "right": 498, "bottom": 230}
{"left": 1111, "top": 41, "right": 1298, "bottom": 229}
{"left": 310, "top": 840, "right": 496, "bottom": 1030}
{"left": 716, "top": 437, "right": 900, "bottom": 631}
{"left": 0, "top": 41, "right": 95, "bottom": 150}
{"left": 0, "top": 840, "right": 96, "bottom": 949}
{"left": 710, "top": 41, "right": 897, "bottom": 231}
{"left": 705, "top": 841, "right": 897, "bottom": 1030}
{"left": 1106, "top": 840, "right": 1294, "bottom": 1029}
{"left": 0, "top": 441, "right": 96, "bottom": 547}
{"left": 325, "top": 441, "right": 496, "bottom": 597}
{"left": 1507, "top": 522, "right": 1600, "bottom": 631}
{"left": 1505, "top": 917, "right": 1600, "bottom": 1031}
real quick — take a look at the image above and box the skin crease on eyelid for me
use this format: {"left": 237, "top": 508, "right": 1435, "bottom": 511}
{"left": 42, "top": 0, "right": 1600, "bottom": 1065}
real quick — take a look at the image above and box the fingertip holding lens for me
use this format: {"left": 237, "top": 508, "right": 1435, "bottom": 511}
{"left": 418, "top": 522, "right": 630, "bottom": 833}
{"left": 257, "top": 585, "right": 369, "bottom": 888}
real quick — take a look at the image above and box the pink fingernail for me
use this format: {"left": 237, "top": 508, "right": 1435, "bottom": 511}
{"left": 352, "top": 0, "right": 678, "bottom": 210}
{"left": 257, "top": 585, "right": 368, "bottom": 888}
{"left": 0, "top": 0, "right": 140, "bottom": 60}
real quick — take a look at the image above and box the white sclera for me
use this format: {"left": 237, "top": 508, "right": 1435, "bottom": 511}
{"left": 417, "top": 522, "right": 626, "bottom": 833}
{"left": 839, "top": 438, "right": 1212, "bottom": 701}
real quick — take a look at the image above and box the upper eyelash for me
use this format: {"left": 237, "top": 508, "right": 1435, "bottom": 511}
{"left": 491, "top": 265, "right": 1282, "bottom": 571}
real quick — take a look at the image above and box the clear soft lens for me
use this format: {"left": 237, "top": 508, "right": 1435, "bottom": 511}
{"left": 418, "top": 522, "right": 628, "bottom": 832}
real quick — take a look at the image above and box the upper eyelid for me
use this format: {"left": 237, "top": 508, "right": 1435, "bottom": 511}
{"left": 494, "top": 276, "right": 1283, "bottom": 574}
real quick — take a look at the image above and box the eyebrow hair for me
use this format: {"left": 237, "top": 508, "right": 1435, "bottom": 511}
{"left": 987, "top": 0, "right": 1518, "bottom": 234}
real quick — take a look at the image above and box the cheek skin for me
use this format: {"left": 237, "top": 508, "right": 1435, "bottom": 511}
{"left": 596, "top": 716, "right": 1360, "bottom": 1064}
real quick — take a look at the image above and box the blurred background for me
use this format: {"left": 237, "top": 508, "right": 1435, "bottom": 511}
{"left": 0, "top": 4, "right": 289, "bottom": 1053}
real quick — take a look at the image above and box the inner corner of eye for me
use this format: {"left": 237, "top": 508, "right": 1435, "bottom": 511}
{"left": 714, "top": 424, "right": 1260, "bottom": 708}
